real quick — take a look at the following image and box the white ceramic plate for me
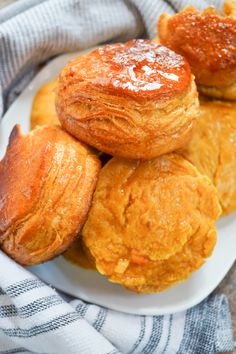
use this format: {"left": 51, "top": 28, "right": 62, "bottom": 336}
{"left": 0, "top": 49, "right": 235, "bottom": 316}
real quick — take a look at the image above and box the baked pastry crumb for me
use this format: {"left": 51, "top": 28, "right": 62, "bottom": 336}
{"left": 82, "top": 154, "right": 221, "bottom": 293}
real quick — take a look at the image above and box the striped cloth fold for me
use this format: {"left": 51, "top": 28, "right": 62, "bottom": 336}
{"left": 0, "top": 0, "right": 234, "bottom": 353}
{"left": 0, "top": 252, "right": 234, "bottom": 354}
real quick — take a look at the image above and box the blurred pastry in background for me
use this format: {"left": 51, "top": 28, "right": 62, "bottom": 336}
{"left": 223, "top": 0, "right": 236, "bottom": 17}
{"left": 158, "top": 1, "right": 236, "bottom": 100}
{"left": 31, "top": 79, "right": 58, "bottom": 129}
{"left": 56, "top": 39, "right": 199, "bottom": 160}
{"left": 0, "top": 125, "right": 100, "bottom": 265}
{"left": 180, "top": 101, "right": 236, "bottom": 215}
{"left": 82, "top": 154, "right": 221, "bottom": 293}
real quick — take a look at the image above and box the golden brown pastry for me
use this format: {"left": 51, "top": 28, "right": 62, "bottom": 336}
{"left": 31, "top": 79, "right": 58, "bottom": 129}
{"left": 180, "top": 101, "right": 236, "bottom": 215}
{"left": 82, "top": 154, "right": 221, "bottom": 293}
{"left": 158, "top": 2, "right": 236, "bottom": 100}
{"left": 64, "top": 238, "right": 95, "bottom": 270}
{"left": 0, "top": 125, "right": 100, "bottom": 265}
{"left": 223, "top": 0, "right": 236, "bottom": 17}
{"left": 56, "top": 39, "right": 198, "bottom": 159}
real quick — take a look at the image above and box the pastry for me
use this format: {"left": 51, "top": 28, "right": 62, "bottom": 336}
{"left": 0, "top": 125, "right": 100, "bottom": 265}
{"left": 31, "top": 79, "right": 58, "bottom": 129}
{"left": 56, "top": 39, "right": 198, "bottom": 159}
{"left": 158, "top": 1, "right": 236, "bottom": 100}
{"left": 82, "top": 154, "right": 221, "bottom": 293}
{"left": 180, "top": 101, "right": 236, "bottom": 215}
{"left": 64, "top": 238, "right": 95, "bottom": 270}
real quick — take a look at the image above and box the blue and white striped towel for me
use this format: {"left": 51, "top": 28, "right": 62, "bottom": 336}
{"left": 0, "top": 252, "right": 234, "bottom": 354}
{"left": 0, "top": 0, "right": 234, "bottom": 353}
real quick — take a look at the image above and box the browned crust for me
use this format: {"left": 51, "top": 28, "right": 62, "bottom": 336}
{"left": 158, "top": 5, "right": 236, "bottom": 89}
{"left": 56, "top": 40, "right": 198, "bottom": 159}
{"left": 57, "top": 39, "right": 192, "bottom": 102}
{"left": 0, "top": 125, "right": 101, "bottom": 265}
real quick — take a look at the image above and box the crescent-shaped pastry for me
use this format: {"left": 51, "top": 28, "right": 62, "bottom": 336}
{"left": 158, "top": 2, "right": 236, "bottom": 100}
{"left": 82, "top": 155, "right": 221, "bottom": 293}
{"left": 56, "top": 39, "right": 198, "bottom": 159}
{"left": 31, "top": 79, "right": 58, "bottom": 129}
{"left": 0, "top": 125, "right": 100, "bottom": 265}
{"left": 180, "top": 101, "right": 236, "bottom": 215}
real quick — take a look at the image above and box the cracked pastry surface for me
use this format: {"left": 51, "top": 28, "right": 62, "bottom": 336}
{"left": 180, "top": 101, "right": 236, "bottom": 215}
{"left": 82, "top": 154, "right": 221, "bottom": 293}
{"left": 158, "top": 2, "right": 236, "bottom": 100}
{"left": 56, "top": 39, "right": 198, "bottom": 159}
{"left": 0, "top": 125, "right": 100, "bottom": 265}
{"left": 31, "top": 79, "right": 58, "bottom": 129}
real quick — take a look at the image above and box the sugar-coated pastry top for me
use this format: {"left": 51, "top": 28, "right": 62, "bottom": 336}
{"left": 158, "top": 6, "right": 236, "bottom": 88}
{"left": 59, "top": 39, "right": 192, "bottom": 101}
{"left": 56, "top": 40, "right": 198, "bottom": 159}
{"left": 0, "top": 125, "right": 100, "bottom": 265}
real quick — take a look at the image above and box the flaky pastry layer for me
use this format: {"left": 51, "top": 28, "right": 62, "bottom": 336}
{"left": 0, "top": 125, "right": 100, "bottom": 265}
{"left": 56, "top": 39, "right": 198, "bottom": 159}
